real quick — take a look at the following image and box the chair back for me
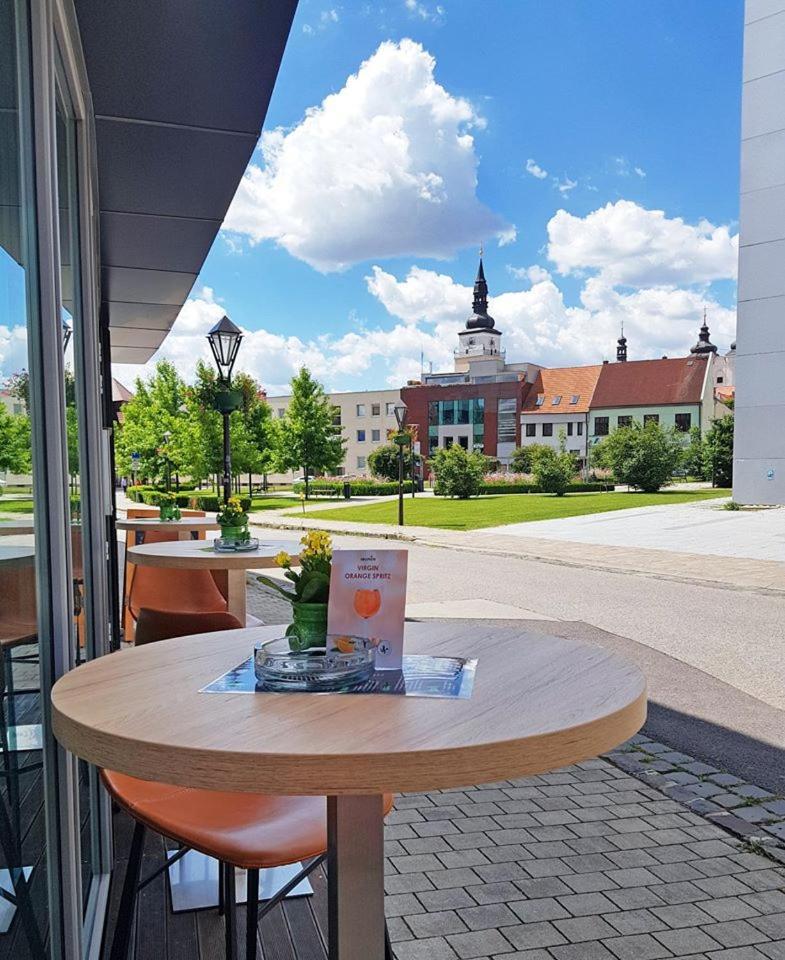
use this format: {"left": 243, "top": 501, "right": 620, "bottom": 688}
{"left": 134, "top": 608, "right": 243, "bottom": 646}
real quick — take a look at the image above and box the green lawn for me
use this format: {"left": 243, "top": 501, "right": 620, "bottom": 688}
{"left": 293, "top": 488, "right": 731, "bottom": 531}
{"left": 0, "top": 499, "right": 34, "bottom": 514}
{"left": 249, "top": 495, "right": 344, "bottom": 513}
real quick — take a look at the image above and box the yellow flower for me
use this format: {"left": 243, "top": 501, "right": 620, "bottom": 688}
{"left": 274, "top": 551, "right": 292, "bottom": 568}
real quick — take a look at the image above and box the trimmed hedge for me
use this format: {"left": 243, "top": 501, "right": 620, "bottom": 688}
{"left": 127, "top": 485, "right": 204, "bottom": 507}
{"left": 293, "top": 480, "right": 413, "bottom": 497}
{"left": 470, "top": 481, "right": 614, "bottom": 496}
{"left": 188, "top": 495, "right": 251, "bottom": 512}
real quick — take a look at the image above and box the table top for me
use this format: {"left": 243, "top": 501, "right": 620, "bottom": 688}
{"left": 0, "top": 545, "right": 35, "bottom": 566}
{"left": 51, "top": 622, "right": 646, "bottom": 796}
{"left": 117, "top": 517, "right": 220, "bottom": 532}
{"left": 127, "top": 537, "right": 303, "bottom": 570}
{"left": 0, "top": 520, "right": 35, "bottom": 536}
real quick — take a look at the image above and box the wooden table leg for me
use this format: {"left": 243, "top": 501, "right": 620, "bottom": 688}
{"left": 225, "top": 568, "right": 247, "bottom": 625}
{"left": 327, "top": 795, "right": 385, "bottom": 960}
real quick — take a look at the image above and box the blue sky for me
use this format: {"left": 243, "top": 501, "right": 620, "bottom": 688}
{"left": 115, "top": 2, "right": 743, "bottom": 391}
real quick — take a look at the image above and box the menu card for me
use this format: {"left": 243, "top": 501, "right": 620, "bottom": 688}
{"left": 327, "top": 549, "right": 408, "bottom": 670}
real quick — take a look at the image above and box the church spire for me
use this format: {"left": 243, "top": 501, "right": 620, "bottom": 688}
{"left": 690, "top": 307, "right": 718, "bottom": 355}
{"left": 616, "top": 322, "right": 628, "bottom": 362}
{"left": 472, "top": 247, "right": 489, "bottom": 317}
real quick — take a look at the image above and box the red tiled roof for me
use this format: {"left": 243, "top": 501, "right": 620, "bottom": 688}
{"left": 592, "top": 356, "right": 708, "bottom": 408}
{"left": 521, "top": 365, "right": 602, "bottom": 414}
{"left": 111, "top": 378, "right": 134, "bottom": 404}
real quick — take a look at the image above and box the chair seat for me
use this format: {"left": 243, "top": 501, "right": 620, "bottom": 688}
{"left": 102, "top": 770, "right": 393, "bottom": 869}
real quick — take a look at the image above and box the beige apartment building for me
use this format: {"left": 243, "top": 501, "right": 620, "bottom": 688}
{"left": 265, "top": 387, "right": 402, "bottom": 480}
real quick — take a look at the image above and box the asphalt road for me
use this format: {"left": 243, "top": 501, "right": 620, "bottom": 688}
{"left": 329, "top": 533, "right": 785, "bottom": 794}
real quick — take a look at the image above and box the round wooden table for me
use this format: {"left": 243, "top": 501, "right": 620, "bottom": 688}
{"left": 126, "top": 538, "right": 302, "bottom": 624}
{"left": 117, "top": 517, "right": 220, "bottom": 542}
{"left": 0, "top": 520, "right": 35, "bottom": 537}
{"left": 51, "top": 621, "right": 646, "bottom": 959}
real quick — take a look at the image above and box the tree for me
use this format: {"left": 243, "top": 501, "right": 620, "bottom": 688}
{"left": 682, "top": 426, "right": 708, "bottom": 480}
{"left": 368, "top": 442, "right": 418, "bottom": 482}
{"left": 510, "top": 443, "right": 556, "bottom": 474}
{"left": 531, "top": 443, "right": 577, "bottom": 496}
{"left": 593, "top": 421, "right": 682, "bottom": 493}
{"left": 115, "top": 360, "right": 189, "bottom": 483}
{"left": 704, "top": 413, "right": 734, "bottom": 487}
{"left": 275, "top": 368, "right": 345, "bottom": 498}
{"left": 431, "top": 444, "right": 487, "bottom": 498}
{"left": 0, "top": 406, "right": 31, "bottom": 476}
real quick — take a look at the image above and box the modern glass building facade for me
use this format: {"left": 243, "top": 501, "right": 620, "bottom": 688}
{"left": 0, "top": 2, "right": 295, "bottom": 956}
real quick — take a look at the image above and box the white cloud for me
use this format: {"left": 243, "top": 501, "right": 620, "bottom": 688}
{"left": 507, "top": 264, "right": 551, "bottom": 284}
{"left": 525, "top": 158, "right": 548, "bottom": 180}
{"left": 222, "top": 39, "right": 509, "bottom": 271}
{"left": 547, "top": 200, "right": 738, "bottom": 287}
{"left": 404, "top": 0, "right": 445, "bottom": 22}
{"left": 321, "top": 9, "right": 339, "bottom": 23}
{"left": 555, "top": 175, "right": 577, "bottom": 195}
{"left": 634, "top": 166, "right": 646, "bottom": 178}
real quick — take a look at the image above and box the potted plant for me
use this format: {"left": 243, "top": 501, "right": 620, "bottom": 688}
{"left": 216, "top": 496, "right": 249, "bottom": 542}
{"left": 257, "top": 530, "right": 332, "bottom": 650}
{"left": 153, "top": 491, "right": 181, "bottom": 521}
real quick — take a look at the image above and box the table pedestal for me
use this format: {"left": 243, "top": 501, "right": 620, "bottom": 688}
{"left": 328, "top": 795, "right": 386, "bottom": 960}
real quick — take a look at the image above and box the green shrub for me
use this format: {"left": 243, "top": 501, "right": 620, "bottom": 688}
{"left": 531, "top": 446, "right": 578, "bottom": 497}
{"left": 431, "top": 446, "right": 487, "bottom": 499}
{"left": 292, "top": 479, "right": 413, "bottom": 497}
{"left": 592, "top": 421, "right": 682, "bottom": 493}
{"left": 476, "top": 481, "right": 611, "bottom": 495}
{"left": 189, "top": 494, "right": 251, "bottom": 512}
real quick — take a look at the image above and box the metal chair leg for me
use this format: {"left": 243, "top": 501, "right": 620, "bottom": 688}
{"left": 245, "top": 868, "right": 259, "bottom": 960}
{"left": 109, "top": 821, "right": 145, "bottom": 960}
{"left": 224, "top": 862, "right": 237, "bottom": 960}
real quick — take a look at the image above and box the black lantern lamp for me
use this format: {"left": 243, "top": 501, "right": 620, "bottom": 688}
{"left": 161, "top": 430, "right": 173, "bottom": 492}
{"left": 393, "top": 402, "right": 408, "bottom": 525}
{"left": 62, "top": 318, "right": 72, "bottom": 353}
{"left": 207, "top": 315, "right": 243, "bottom": 504}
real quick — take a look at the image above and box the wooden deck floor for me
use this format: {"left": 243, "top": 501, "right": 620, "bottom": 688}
{"left": 102, "top": 807, "right": 330, "bottom": 960}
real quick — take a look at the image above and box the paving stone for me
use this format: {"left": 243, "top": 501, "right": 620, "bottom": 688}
{"left": 557, "top": 891, "right": 619, "bottom": 917}
{"left": 751, "top": 915, "right": 785, "bottom": 939}
{"left": 649, "top": 861, "right": 706, "bottom": 883}
{"left": 705, "top": 950, "right": 772, "bottom": 959}
{"left": 701, "top": 897, "right": 762, "bottom": 922}
{"left": 758, "top": 941, "right": 785, "bottom": 959}
{"left": 714, "top": 794, "right": 747, "bottom": 809}
{"left": 606, "top": 909, "right": 668, "bottom": 936}
{"left": 605, "top": 886, "right": 667, "bottom": 911}
{"left": 763, "top": 800, "right": 785, "bottom": 817}
{"left": 740, "top": 870, "right": 785, "bottom": 893}
{"left": 702, "top": 920, "right": 769, "bottom": 948}
{"left": 651, "top": 902, "right": 716, "bottom": 928}
{"left": 406, "top": 911, "right": 468, "bottom": 938}
{"left": 742, "top": 891, "right": 785, "bottom": 914}
{"left": 387, "top": 916, "right": 415, "bottom": 942}
{"left": 386, "top": 872, "right": 434, "bottom": 895}
{"left": 509, "top": 897, "right": 570, "bottom": 924}
{"left": 392, "top": 853, "right": 445, "bottom": 874}
{"left": 393, "top": 935, "right": 460, "bottom": 960}
{"left": 446, "top": 928, "right": 514, "bottom": 958}
{"left": 550, "top": 941, "right": 617, "bottom": 959}
{"left": 606, "top": 867, "right": 660, "bottom": 887}
{"left": 763, "top": 822, "right": 785, "bottom": 841}
{"left": 652, "top": 881, "right": 712, "bottom": 904}
{"left": 685, "top": 763, "right": 721, "bottom": 776}
{"left": 504, "top": 921, "right": 567, "bottom": 950}
{"left": 553, "top": 915, "right": 618, "bottom": 942}
{"left": 402, "top": 836, "right": 453, "bottom": 855}
{"left": 386, "top": 893, "right": 427, "bottom": 917}
{"left": 734, "top": 806, "right": 776, "bottom": 824}
{"left": 695, "top": 877, "right": 756, "bottom": 898}
{"left": 561, "top": 871, "right": 619, "bottom": 893}
{"left": 602, "top": 933, "right": 672, "bottom": 960}
{"left": 711, "top": 774, "right": 745, "bottom": 788}
{"left": 459, "top": 903, "right": 519, "bottom": 931}
{"left": 733, "top": 786, "right": 775, "bottom": 801}
{"left": 418, "top": 887, "right": 477, "bottom": 912}
{"left": 654, "top": 926, "right": 723, "bottom": 954}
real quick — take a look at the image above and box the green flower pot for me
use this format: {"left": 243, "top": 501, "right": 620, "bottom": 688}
{"left": 219, "top": 523, "right": 248, "bottom": 542}
{"left": 287, "top": 602, "right": 328, "bottom": 651}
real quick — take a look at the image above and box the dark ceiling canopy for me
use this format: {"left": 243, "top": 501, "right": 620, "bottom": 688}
{"left": 74, "top": 0, "right": 298, "bottom": 363}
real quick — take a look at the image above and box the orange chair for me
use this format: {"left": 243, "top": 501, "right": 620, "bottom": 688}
{"left": 104, "top": 609, "right": 394, "bottom": 960}
{"left": 122, "top": 509, "right": 228, "bottom": 642}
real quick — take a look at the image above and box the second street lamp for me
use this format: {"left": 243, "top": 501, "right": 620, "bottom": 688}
{"left": 393, "top": 401, "right": 408, "bottom": 526}
{"left": 207, "top": 315, "right": 243, "bottom": 504}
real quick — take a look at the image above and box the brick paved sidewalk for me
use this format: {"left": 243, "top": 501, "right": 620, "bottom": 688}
{"left": 384, "top": 758, "right": 785, "bottom": 960}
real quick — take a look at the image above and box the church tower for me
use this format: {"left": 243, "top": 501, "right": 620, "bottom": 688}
{"left": 691, "top": 308, "right": 718, "bottom": 356}
{"left": 616, "top": 324, "right": 628, "bottom": 362}
{"left": 454, "top": 252, "right": 505, "bottom": 375}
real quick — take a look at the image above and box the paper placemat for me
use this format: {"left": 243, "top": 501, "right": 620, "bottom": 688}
{"left": 200, "top": 654, "right": 477, "bottom": 700}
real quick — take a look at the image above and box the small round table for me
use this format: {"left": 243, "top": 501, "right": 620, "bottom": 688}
{"left": 51, "top": 622, "right": 646, "bottom": 959}
{"left": 126, "top": 538, "right": 302, "bottom": 624}
{"left": 117, "top": 517, "right": 221, "bottom": 542}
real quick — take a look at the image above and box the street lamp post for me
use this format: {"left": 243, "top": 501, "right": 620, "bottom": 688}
{"left": 393, "top": 402, "right": 408, "bottom": 526}
{"left": 207, "top": 315, "right": 243, "bottom": 505}
{"left": 161, "top": 430, "right": 172, "bottom": 493}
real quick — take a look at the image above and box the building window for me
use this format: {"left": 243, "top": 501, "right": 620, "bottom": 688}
{"left": 277, "top": 408, "right": 286, "bottom": 419}
{"left": 717, "top": 377, "right": 724, "bottom": 384}
{"left": 570, "top": 394, "right": 579, "bottom": 405}
{"left": 535, "top": 394, "right": 544, "bottom": 407}
{"left": 525, "top": 423, "right": 536, "bottom": 437}
{"left": 643, "top": 413, "right": 659, "bottom": 426}
{"left": 595, "top": 416, "right": 609, "bottom": 436}
{"left": 429, "top": 435, "right": 438, "bottom": 453}
{"left": 577, "top": 421, "right": 584, "bottom": 436}
{"left": 332, "top": 406, "right": 341, "bottom": 426}
{"left": 334, "top": 467, "right": 345, "bottom": 476}
{"left": 356, "top": 429, "right": 366, "bottom": 442}
{"left": 386, "top": 402, "right": 396, "bottom": 415}
{"left": 675, "top": 413, "right": 692, "bottom": 432}
{"left": 428, "top": 401, "right": 438, "bottom": 426}
{"left": 552, "top": 395, "right": 562, "bottom": 406}
{"left": 457, "top": 398, "right": 470, "bottom": 425}
{"left": 617, "top": 415, "right": 633, "bottom": 428}
{"left": 371, "top": 403, "right": 380, "bottom": 416}
{"left": 444, "top": 436, "right": 454, "bottom": 448}
{"left": 356, "top": 404, "right": 365, "bottom": 417}
{"left": 442, "top": 401, "right": 455, "bottom": 425}
{"left": 371, "top": 429, "right": 380, "bottom": 442}
{"left": 542, "top": 423, "right": 553, "bottom": 437}
{"left": 567, "top": 422, "right": 574, "bottom": 436}
{"left": 458, "top": 436, "right": 469, "bottom": 449}
{"left": 497, "top": 398, "right": 517, "bottom": 444}
{"left": 357, "top": 456, "right": 366, "bottom": 469}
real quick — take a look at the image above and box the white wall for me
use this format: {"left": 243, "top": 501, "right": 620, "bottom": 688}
{"left": 734, "top": 0, "right": 785, "bottom": 503}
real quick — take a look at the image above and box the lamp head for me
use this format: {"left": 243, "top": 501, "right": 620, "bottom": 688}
{"left": 207, "top": 315, "right": 243, "bottom": 383}
{"left": 393, "top": 401, "right": 408, "bottom": 430}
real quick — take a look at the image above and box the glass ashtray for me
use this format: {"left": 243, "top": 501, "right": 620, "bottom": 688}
{"left": 254, "top": 635, "right": 375, "bottom": 691}
{"left": 213, "top": 537, "right": 260, "bottom": 553}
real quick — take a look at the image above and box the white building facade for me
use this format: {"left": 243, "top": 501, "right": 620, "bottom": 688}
{"left": 734, "top": 0, "right": 785, "bottom": 503}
